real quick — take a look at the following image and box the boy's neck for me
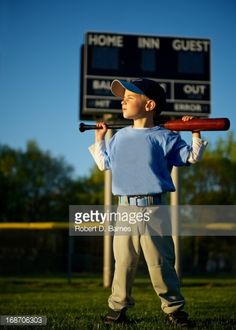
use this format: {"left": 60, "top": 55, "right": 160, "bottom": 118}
{"left": 132, "top": 117, "right": 155, "bottom": 128}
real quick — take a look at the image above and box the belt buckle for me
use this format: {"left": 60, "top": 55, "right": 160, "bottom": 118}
{"left": 135, "top": 196, "right": 142, "bottom": 206}
{"left": 136, "top": 196, "right": 150, "bottom": 207}
{"left": 120, "top": 195, "right": 159, "bottom": 206}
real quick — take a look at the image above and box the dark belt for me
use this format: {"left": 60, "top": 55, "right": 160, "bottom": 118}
{"left": 118, "top": 194, "right": 162, "bottom": 206}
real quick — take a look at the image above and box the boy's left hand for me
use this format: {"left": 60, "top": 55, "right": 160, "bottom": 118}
{"left": 181, "top": 116, "right": 201, "bottom": 138}
{"left": 181, "top": 116, "right": 194, "bottom": 122}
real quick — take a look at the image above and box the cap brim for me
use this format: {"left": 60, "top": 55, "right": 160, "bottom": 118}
{"left": 111, "top": 80, "right": 145, "bottom": 98}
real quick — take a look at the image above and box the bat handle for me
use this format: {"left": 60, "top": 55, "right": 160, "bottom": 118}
{"left": 79, "top": 123, "right": 97, "bottom": 132}
{"left": 79, "top": 123, "right": 126, "bottom": 132}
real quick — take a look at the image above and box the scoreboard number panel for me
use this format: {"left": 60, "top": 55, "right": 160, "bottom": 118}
{"left": 80, "top": 32, "right": 211, "bottom": 120}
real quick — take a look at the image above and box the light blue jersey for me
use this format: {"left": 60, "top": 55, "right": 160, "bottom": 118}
{"left": 103, "top": 126, "right": 191, "bottom": 196}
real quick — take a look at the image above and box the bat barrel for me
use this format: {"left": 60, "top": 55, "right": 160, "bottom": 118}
{"left": 163, "top": 118, "right": 230, "bottom": 131}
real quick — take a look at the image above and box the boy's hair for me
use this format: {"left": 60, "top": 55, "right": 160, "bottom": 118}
{"left": 111, "top": 78, "right": 166, "bottom": 115}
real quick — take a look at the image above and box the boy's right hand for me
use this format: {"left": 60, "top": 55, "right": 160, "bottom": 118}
{"left": 95, "top": 122, "right": 108, "bottom": 142}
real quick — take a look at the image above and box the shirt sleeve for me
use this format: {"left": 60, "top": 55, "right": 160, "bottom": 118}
{"left": 88, "top": 140, "right": 110, "bottom": 171}
{"left": 166, "top": 132, "right": 207, "bottom": 167}
{"left": 187, "top": 137, "right": 208, "bottom": 164}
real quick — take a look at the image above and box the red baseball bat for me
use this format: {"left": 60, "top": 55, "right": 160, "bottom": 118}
{"left": 79, "top": 118, "right": 230, "bottom": 132}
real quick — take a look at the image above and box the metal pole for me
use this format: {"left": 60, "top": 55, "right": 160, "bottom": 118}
{"left": 170, "top": 166, "right": 181, "bottom": 278}
{"left": 103, "top": 128, "right": 113, "bottom": 288}
{"left": 67, "top": 235, "right": 74, "bottom": 285}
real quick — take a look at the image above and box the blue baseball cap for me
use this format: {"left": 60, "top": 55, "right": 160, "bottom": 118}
{"left": 111, "top": 78, "right": 166, "bottom": 114}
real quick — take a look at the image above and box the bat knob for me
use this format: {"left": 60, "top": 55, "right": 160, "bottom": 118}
{"left": 79, "top": 123, "right": 86, "bottom": 132}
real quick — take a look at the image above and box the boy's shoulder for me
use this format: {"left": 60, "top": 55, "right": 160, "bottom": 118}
{"left": 150, "top": 126, "right": 179, "bottom": 139}
{"left": 150, "top": 127, "right": 179, "bottom": 145}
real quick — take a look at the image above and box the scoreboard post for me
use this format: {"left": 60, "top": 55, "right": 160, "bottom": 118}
{"left": 80, "top": 31, "right": 211, "bottom": 120}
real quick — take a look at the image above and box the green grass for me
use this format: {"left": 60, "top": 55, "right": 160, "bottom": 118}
{"left": 0, "top": 275, "right": 236, "bottom": 329}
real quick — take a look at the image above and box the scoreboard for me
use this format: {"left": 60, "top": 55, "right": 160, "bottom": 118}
{"left": 80, "top": 32, "right": 211, "bottom": 120}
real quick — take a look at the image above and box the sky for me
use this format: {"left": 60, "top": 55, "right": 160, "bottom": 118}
{"left": 0, "top": 0, "right": 235, "bottom": 178}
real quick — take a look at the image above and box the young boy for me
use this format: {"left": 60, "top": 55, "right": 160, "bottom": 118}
{"left": 89, "top": 78, "right": 207, "bottom": 327}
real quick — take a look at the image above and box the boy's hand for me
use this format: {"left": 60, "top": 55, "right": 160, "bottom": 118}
{"left": 181, "top": 116, "right": 201, "bottom": 138}
{"left": 95, "top": 122, "right": 108, "bottom": 142}
{"left": 181, "top": 115, "right": 194, "bottom": 122}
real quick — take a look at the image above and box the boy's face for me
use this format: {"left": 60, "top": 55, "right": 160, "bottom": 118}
{"left": 121, "top": 90, "right": 150, "bottom": 120}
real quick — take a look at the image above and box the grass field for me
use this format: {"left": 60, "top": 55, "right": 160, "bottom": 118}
{"left": 0, "top": 275, "right": 236, "bottom": 329}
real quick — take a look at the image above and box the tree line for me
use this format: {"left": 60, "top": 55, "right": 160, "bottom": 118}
{"left": 0, "top": 140, "right": 104, "bottom": 221}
